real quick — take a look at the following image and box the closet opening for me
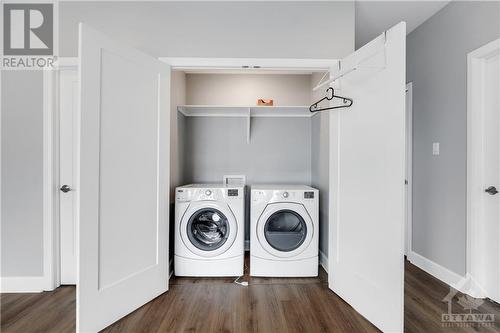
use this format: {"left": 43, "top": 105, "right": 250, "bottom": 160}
{"left": 169, "top": 66, "right": 333, "bottom": 260}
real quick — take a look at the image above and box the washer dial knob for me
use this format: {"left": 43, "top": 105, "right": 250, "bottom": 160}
{"left": 283, "top": 191, "right": 289, "bottom": 198}
{"left": 205, "top": 190, "right": 212, "bottom": 196}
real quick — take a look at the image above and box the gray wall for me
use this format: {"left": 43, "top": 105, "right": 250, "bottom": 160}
{"left": 59, "top": 1, "right": 354, "bottom": 59}
{"left": 407, "top": 1, "right": 500, "bottom": 275}
{"left": 183, "top": 116, "right": 312, "bottom": 240}
{"left": 1, "top": 71, "right": 44, "bottom": 277}
{"left": 183, "top": 117, "right": 312, "bottom": 185}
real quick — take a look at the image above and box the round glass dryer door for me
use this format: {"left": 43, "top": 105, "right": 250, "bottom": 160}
{"left": 264, "top": 209, "right": 307, "bottom": 252}
{"left": 187, "top": 208, "right": 229, "bottom": 251}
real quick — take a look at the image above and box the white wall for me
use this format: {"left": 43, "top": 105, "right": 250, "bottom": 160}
{"left": 1, "top": 71, "right": 44, "bottom": 277}
{"left": 310, "top": 73, "right": 330, "bottom": 260}
{"left": 407, "top": 1, "right": 500, "bottom": 275}
{"left": 59, "top": 1, "right": 355, "bottom": 59}
{"left": 186, "top": 74, "right": 312, "bottom": 106}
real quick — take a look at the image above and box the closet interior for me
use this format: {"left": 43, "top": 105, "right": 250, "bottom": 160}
{"left": 170, "top": 69, "right": 331, "bottom": 251}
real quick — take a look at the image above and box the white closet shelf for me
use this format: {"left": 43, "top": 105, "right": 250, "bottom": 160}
{"left": 177, "top": 105, "right": 312, "bottom": 118}
{"left": 177, "top": 105, "right": 312, "bottom": 144}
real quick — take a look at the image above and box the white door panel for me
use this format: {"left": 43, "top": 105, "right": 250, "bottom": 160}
{"left": 467, "top": 39, "right": 500, "bottom": 303}
{"left": 404, "top": 83, "right": 413, "bottom": 257}
{"left": 78, "top": 23, "right": 170, "bottom": 332}
{"left": 328, "top": 22, "right": 406, "bottom": 332}
{"left": 483, "top": 52, "right": 499, "bottom": 302}
{"left": 60, "top": 69, "right": 78, "bottom": 285}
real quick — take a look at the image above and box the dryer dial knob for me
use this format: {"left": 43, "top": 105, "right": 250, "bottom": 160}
{"left": 283, "top": 191, "right": 289, "bottom": 198}
{"left": 205, "top": 190, "right": 212, "bottom": 196}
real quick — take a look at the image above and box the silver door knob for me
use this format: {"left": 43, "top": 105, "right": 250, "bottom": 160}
{"left": 60, "top": 185, "right": 71, "bottom": 193}
{"left": 485, "top": 186, "right": 498, "bottom": 195}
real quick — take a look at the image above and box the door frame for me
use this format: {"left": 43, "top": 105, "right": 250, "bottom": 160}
{"left": 158, "top": 57, "right": 336, "bottom": 71}
{"left": 42, "top": 57, "right": 338, "bottom": 291}
{"left": 405, "top": 82, "right": 413, "bottom": 256}
{"left": 42, "top": 57, "right": 79, "bottom": 291}
{"left": 466, "top": 38, "right": 500, "bottom": 298}
{"left": 42, "top": 66, "right": 59, "bottom": 291}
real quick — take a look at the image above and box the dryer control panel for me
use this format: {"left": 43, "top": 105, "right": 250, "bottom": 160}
{"left": 252, "top": 188, "right": 317, "bottom": 203}
{"left": 227, "top": 189, "right": 239, "bottom": 197}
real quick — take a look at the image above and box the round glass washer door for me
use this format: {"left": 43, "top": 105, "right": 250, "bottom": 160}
{"left": 257, "top": 202, "right": 313, "bottom": 258}
{"left": 180, "top": 201, "right": 237, "bottom": 257}
{"left": 264, "top": 209, "right": 307, "bottom": 252}
{"left": 187, "top": 208, "right": 229, "bottom": 251}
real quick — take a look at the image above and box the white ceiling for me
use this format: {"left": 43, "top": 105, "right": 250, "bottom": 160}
{"left": 355, "top": 1, "right": 451, "bottom": 48}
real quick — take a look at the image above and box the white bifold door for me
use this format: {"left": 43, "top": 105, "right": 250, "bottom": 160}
{"left": 328, "top": 23, "right": 406, "bottom": 332}
{"left": 78, "top": 24, "right": 170, "bottom": 332}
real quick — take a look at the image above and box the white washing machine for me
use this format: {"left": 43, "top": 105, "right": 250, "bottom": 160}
{"left": 250, "top": 185, "right": 319, "bottom": 277}
{"left": 175, "top": 184, "right": 244, "bottom": 277}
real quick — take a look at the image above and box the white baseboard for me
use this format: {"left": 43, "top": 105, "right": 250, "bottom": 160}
{"left": 0, "top": 276, "right": 47, "bottom": 293}
{"left": 319, "top": 250, "right": 328, "bottom": 273}
{"left": 244, "top": 240, "right": 250, "bottom": 251}
{"left": 407, "top": 250, "right": 467, "bottom": 293}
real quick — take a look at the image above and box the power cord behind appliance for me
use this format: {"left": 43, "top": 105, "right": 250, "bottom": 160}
{"left": 233, "top": 263, "right": 249, "bottom": 286}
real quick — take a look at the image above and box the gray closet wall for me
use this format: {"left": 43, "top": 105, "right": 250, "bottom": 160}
{"left": 183, "top": 116, "right": 312, "bottom": 185}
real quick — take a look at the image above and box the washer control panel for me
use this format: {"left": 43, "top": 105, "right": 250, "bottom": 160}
{"left": 200, "top": 189, "right": 217, "bottom": 200}
{"left": 176, "top": 188, "right": 189, "bottom": 202}
{"left": 176, "top": 187, "right": 243, "bottom": 202}
{"left": 304, "top": 191, "right": 315, "bottom": 199}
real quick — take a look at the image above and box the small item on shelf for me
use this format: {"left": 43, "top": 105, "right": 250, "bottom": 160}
{"left": 257, "top": 99, "right": 273, "bottom": 106}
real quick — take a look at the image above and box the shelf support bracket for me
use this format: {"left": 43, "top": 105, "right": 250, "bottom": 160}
{"left": 246, "top": 107, "right": 251, "bottom": 144}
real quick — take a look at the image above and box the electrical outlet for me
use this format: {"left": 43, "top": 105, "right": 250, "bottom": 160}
{"left": 432, "top": 142, "right": 440, "bottom": 156}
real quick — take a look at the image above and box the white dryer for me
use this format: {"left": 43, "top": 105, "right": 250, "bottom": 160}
{"left": 250, "top": 185, "right": 319, "bottom": 277}
{"left": 175, "top": 184, "right": 244, "bottom": 277}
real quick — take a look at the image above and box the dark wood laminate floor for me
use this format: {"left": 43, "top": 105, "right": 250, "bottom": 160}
{"left": 2, "top": 258, "right": 500, "bottom": 333}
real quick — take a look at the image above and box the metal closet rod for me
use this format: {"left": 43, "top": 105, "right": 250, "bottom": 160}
{"left": 312, "top": 67, "right": 357, "bottom": 92}
{"left": 312, "top": 30, "right": 388, "bottom": 92}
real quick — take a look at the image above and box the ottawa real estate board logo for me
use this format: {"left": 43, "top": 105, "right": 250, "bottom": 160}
{"left": 2, "top": 3, "right": 55, "bottom": 69}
